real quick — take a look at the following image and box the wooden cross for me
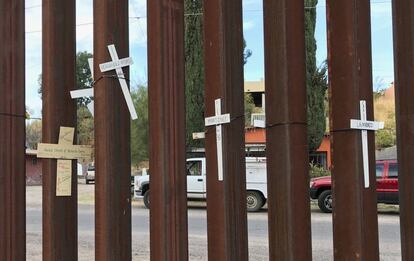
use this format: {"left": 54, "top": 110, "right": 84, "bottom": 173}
{"left": 205, "top": 99, "right": 231, "bottom": 181}
{"left": 70, "top": 58, "right": 95, "bottom": 115}
{"left": 99, "top": 44, "right": 138, "bottom": 120}
{"left": 350, "top": 100, "right": 384, "bottom": 188}
{"left": 37, "top": 127, "right": 93, "bottom": 196}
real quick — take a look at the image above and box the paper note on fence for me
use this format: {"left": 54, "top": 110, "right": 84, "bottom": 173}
{"left": 56, "top": 160, "right": 72, "bottom": 196}
{"left": 58, "top": 127, "right": 75, "bottom": 145}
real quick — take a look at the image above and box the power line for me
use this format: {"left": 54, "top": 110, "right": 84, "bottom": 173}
{"left": 25, "top": 0, "right": 394, "bottom": 34}
{"left": 25, "top": 4, "right": 41, "bottom": 10}
{"left": 26, "top": 17, "right": 146, "bottom": 34}
{"left": 24, "top": 0, "right": 392, "bottom": 11}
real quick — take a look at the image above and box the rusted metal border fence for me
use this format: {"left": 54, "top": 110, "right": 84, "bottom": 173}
{"left": 263, "top": 0, "right": 312, "bottom": 259}
{"left": 392, "top": 1, "right": 414, "bottom": 260}
{"left": 94, "top": 0, "right": 132, "bottom": 260}
{"left": 327, "top": 0, "right": 380, "bottom": 259}
{"left": 147, "top": 1, "right": 189, "bottom": 260}
{"left": 203, "top": 0, "right": 249, "bottom": 260}
{"left": 1, "top": 0, "right": 414, "bottom": 260}
{"left": 0, "top": 1, "right": 26, "bottom": 260}
{"left": 42, "top": 1, "right": 78, "bottom": 260}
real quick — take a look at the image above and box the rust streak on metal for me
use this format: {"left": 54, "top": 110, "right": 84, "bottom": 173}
{"left": 327, "top": 0, "right": 380, "bottom": 259}
{"left": 0, "top": 0, "right": 26, "bottom": 260}
{"left": 94, "top": 0, "right": 132, "bottom": 260}
{"left": 203, "top": 0, "right": 248, "bottom": 260}
{"left": 392, "top": 1, "right": 414, "bottom": 260}
{"left": 42, "top": 0, "right": 78, "bottom": 260}
{"left": 148, "top": 1, "right": 188, "bottom": 260}
{"left": 263, "top": 0, "right": 312, "bottom": 259}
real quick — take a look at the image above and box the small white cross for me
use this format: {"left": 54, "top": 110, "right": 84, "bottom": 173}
{"left": 70, "top": 58, "right": 95, "bottom": 115}
{"left": 350, "top": 100, "right": 384, "bottom": 188}
{"left": 192, "top": 132, "right": 206, "bottom": 140}
{"left": 205, "top": 99, "right": 231, "bottom": 181}
{"left": 253, "top": 119, "right": 266, "bottom": 128}
{"left": 99, "top": 44, "right": 138, "bottom": 120}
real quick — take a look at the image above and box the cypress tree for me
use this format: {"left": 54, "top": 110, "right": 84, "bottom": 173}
{"left": 305, "top": 0, "right": 328, "bottom": 152}
{"left": 184, "top": 0, "right": 205, "bottom": 149}
{"left": 185, "top": 1, "right": 325, "bottom": 153}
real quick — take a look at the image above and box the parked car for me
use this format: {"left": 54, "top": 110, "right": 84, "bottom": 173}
{"left": 77, "top": 163, "right": 84, "bottom": 177}
{"left": 85, "top": 165, "right": 95, "bottom": 184}
{"left": 310, "top": 160, "right": 398, "bottom": 213}
{"left": 134, "top": 157, "right": 268, "bottom": 212}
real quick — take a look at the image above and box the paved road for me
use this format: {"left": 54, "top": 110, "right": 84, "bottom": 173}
{"left": 26, "top": 202, "right": 401, "bottom": 260}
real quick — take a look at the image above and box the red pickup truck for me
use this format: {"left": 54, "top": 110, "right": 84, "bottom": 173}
{"left": 310, "top": 160, "right": 398, "bottom": 213}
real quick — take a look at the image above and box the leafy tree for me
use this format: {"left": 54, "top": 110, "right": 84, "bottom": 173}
{"left": 374, "top": 90, "right": 396, "bottom": 149}
{"left": 38, "top": 51, "right": 93, "bottom": 106}
{"left": 244, "top": 39, "right": 252, "bottom": 65}
{"left": 305, "top": 0, "right": 328, "bottom": 152}
{"left": 131, "top": 86, "right": 149, "bottom": 166}
{"left": 77, "top": 107, "right": 94, "bottom": 145}
{"left": 75, "top": 51, "right": 94, "bottom": 106}
{"left": 38, "top": 51, "right": 95, "bottom": 146}
{"left": 244, "top": 93, "right": 262, "bottom": 127}
{"left": 26, "top": 120, "right": 42, "bottom": 149}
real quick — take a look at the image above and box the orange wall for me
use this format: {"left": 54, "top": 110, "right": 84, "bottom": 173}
{"left": 245, "top": 128, "right": 332, "bottom": 168}
{"left": 245, "top": 128, "right": 266, "bottom": 144}
{"left": 316, "top": 135, "right": 332, "bottom": 169}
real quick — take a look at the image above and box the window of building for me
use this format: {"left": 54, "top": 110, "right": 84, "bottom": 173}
{"left": 309, "top": 152, "right": 328, "bottom": 169}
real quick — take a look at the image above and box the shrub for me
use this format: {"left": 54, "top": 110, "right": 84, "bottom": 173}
{"left": 309, "top": 163, "right": 331, "bottom": 178}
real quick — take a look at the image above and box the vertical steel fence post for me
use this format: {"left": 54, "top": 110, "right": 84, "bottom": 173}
{"left": 147, "top": 1, "right": 188, "bottom": 260}
{"left": 263, "top": 0, "right": 312, "bottom": 259}
{"left": 0, "top": 0, "right": 25, "bottom": 260}
{"left": 94, "top": 0, "right": 132, "bottom": 260}
{"left": 42, "top": 1, "right": 77, "bottom": 260}
{"left": 203, "top": 0, "right": 249, "bottom": 260}
{"left": 327, "top": 0, "right": 380, "bottom": 259}
{"left": 392, "top": 1, "right": 414, "bottom": 260}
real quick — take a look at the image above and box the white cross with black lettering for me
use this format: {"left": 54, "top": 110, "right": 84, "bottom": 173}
{"left": 205, "top": 99, "right": 231, "bottom": 181}
{"left": 350, "top": 100, "right": 384, "bottom": 188}
{"left": 99, "top": 44, "right": 138, "bottom": 120}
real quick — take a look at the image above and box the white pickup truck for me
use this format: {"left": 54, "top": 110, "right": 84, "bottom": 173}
{"left": 134, "top": 157, "right": 268, "bottom": 212}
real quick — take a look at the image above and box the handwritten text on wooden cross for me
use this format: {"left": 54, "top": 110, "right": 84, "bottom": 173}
{"left": 205, "top": 99, "right": 231, "bottom": 181}
{"left": 350, "top": 100, "right": 384, "bottom": 188}
{"left": 70, "top": 58, "right": 95, "bottom": 115}
{"left": 37, "top": 127, "right": 93, "bottom": 196}
{"left": 99, "top": 44, "right": 138, "bottom": 120}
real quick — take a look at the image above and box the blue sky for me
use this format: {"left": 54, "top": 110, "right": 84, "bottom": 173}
{"left": 25, "top": 0, "right": 394, "bottom": 118}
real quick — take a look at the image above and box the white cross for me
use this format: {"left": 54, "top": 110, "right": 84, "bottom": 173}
{"left": 350, "top": 100, "right": 384, "bottom": 188}
{"left": 70, "top": 58, "right": 95, "bottom": 115}
{"left": 253, "top": 119, "right": 266, "bottom": 128}
{"left": 192, "top": 132, "right": 206, "bottom": 140}
{"left": 99, "top": 44, "right": 138, "bottom": 120}
{"left": 205, "top": 99, "right": 231, "bottom": 181}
